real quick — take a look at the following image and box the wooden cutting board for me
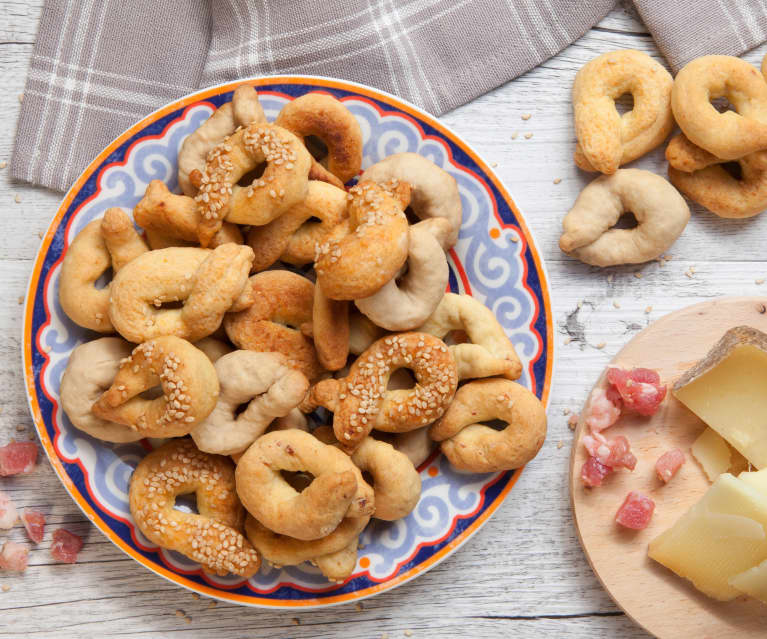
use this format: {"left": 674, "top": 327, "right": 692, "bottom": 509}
{"left": 570, "top": 297, "right": 767, "bottom": 638}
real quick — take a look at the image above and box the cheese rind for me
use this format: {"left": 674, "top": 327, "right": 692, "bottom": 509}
{"left": 674, "top": 327, "right": 767, "bottom": 469}
{"left": 690, "top": 427, "right": 731, "bottom": 482}
{"left": 648, "top": 473, "right": 767, "bottom": 601}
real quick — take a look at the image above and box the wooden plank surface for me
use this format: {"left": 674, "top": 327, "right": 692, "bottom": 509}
{"left": 0, "top": 1, "right": 765, "bottom": 636}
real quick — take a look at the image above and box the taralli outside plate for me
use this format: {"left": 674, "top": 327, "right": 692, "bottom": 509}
{"left": 22, "top": 76, "right": 553, "bottom": 608}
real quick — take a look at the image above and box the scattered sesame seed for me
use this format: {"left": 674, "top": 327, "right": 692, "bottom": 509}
{"left": 37, "top": 231, "right": 43, "bottom": 239}
{"left": 292, "top": 618, "right": 300, "bottom": 625}
{"left": 568, "top": 414, "right": 579, "bottom": 430}
{"left": 613, "top": 301, "right": 620, "bottom": 309}
{"left": 175, "top": 610, "right": 184, "bottom": 617}
{"left": 511, "top": 132, "right": 518, "bottom": 140}
{"left": 685, "top": 269, "right": 693, "bottom": 279}
{"left": 595, "top": 342, "right": 606, "bottom": 349}
{"left": 509, "top": 235, "right": 519, "bottom": 243}
{"left": 645, "top": 306, "right": 653, "bottom": 313}
{"left": 0, "top": 161, "right": 6, "bottom": 169}
{"left": 577, "top": 300, "right": 583, "bottom": 309}
{"left": 381, "top": 634, "right": 389, "bottom": 639}
{"left": 184, "top": 617, "right": 191, "bottom": 624}
{"left": 664, "top": 254, "right": 672, "bottom": 261}
{"left": 563, "top": 407, "right": 570, "bottom": 415}
{"left": 524, "top": 132, "right": 533, "bottom": 139}
{"left": 607, "top": 273, "right": 614, "bottom": 283}
{"left": 490, "top": 162, "right": 498, "bottom": 168}
{"left": 756, "top": 278, "right": 765, "bottom": 285}
{"left": 208, "top": 600, "right": 217, "bottom": 608}
{"left": 15, "top": 425, "right": 25, "bottom": 432}
{"left": 14, "top": 194, "right": 21, "bottom": 204}
{"left": 557, "top": 440, "right": 564, "bottom": 449}
{"left": 18, "top": 94, "right": 23, "bottom": 103}
{"left": 355, "top": 603, "right": 363, "bottom": 611}
{"left": 1, "top": 585, "right": 9, "bottom": 592}
{"left": 192, "top": 593, "right": 200, "bottom": 600}
{"left": 689, "top": 265, "right": 696, "bottom": 274}
{"left": 521, "top": 113, "right": 531, "bottom": 120}
{"left": 17, "top": 296, "right": 23, "bottom": 305}
{"left": 404, "top": 631, "right": 413, "bottom": 637}
{"left": 553, "top": 178, "right": 561, "bottom": 184}
{"left": 564, "top": 337, "right": 571, "bottom": 345}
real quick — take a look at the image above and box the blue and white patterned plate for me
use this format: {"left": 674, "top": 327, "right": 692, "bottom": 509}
{"left": 23, "top": 76, "right": 553, "bottom": 607}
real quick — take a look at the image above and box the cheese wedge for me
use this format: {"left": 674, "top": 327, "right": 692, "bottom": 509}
{"left": 739, "top": 468, "right": 767, "bottom": 496}
{"left": 730, "top": 559, "right": 767, "bottom": 604}
{"left": 674, "top": 327, "right": 767, "bottom": 469}
{"left": 648, "top": 473, "right": 767, "bottom": 601}
{"left": 691, "top": 427, "right": 731, "bottom": 482}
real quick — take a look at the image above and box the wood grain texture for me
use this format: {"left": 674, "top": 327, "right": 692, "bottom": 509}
{"left": 571, "top": 298, "right": 767, "bottom": 638}
{"left": 0, "top": 1, "right": 765, "bottom": 636}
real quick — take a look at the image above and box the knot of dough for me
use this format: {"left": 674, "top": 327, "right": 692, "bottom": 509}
{"left": 558, "top": 168, "right": 690, "bottom": 267}
{"left": 191, "top": 350, "right": 309, "bottom": 456}
{"left": 60, "top": 337, "right": 144, "bottom": 443}
{"left": 178, "top": 85, "right": 266, "bottom": 196}
{"left": 235, "top": 430, "right": 374, "bottom": 540}
{"left": 59, "top": 209, "right": 148, "bottom": 333}
{"left": 92, "top": 336, "right": 219, "bottom": 437}
{"left": 109, "top": 244, "right": 255, "bottom": 343}
{"left": 430, "top": 378, "right": 547, "bottom": 473}
{"left": 416, "top": 293, "right": 522, "bottom": 381}
{"left": 350, "top": 436, "right": 421, "bottom": 520}
{"left": 194, "top": 123, "right": 312, "bottom": 246}
{"left": 672, "top": 55, "right": 767, "bottom": 160}
{"left": 129, "top": 439, "right": 261, "bottom": 577}
{"left": 224, "top": 270, "right": 325, "bottom": 382}
{"left": 303, "top": 282, "right": 349, "bottom": 371}
{"left": 667, "top": 133, "right": 767, "bottom": 219}
{"left": 275, "top": 92, "right": 363, "bottom": 187}
{"left": 309, "top": 332, "right": 458, "bottom": 452}
{"left": 134, "top": 180, "right": 243, "bottom": 249}
{"left": 355, "top": 223, "right": 449, "bottom": 331}
{"left": 363, "top": 153, "right": 463, "bottom": 247}
{"left": 315, "top": 181, "right": 409, "bottom": 300}
{"left": 246, "top": 180, "right": 348, "bottom": 272}
{"left": 245, "top": 514, "right": 368, "bottom": 579}
{"left": 573, "top": 49, "right": 674, "bottom": 174}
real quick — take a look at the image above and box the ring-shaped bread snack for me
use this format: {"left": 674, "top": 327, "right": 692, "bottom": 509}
{"left": 416, "top": 293, "right": 522, "bottom": 381}
{"left": 190, "top": 351, "right": 309, "bottom": 455}
{"left": 309, "top": 332, "right": 458, "bottom": 452}
{"left": 274, "top": 93, "right": 363, "bottom": 185}
{"left": 672, "top": 55, "right": 767, "bottom": 160}
{"left": 129, "top": 439, "right": 261, "bottom": 577}
{"left": 193, "top": 337, "right": 232, "bottom": 364}
{"left": 195, "top": 123, "right": 312, "bottom": 246}
{"left": 314, "top": 539, "right": 359, "bottom": 582}
{"left": 100, "top": 207, "right": 150, "bottom": 272}
{"left": 247, "top": 180, "right": 348, "bottom": 271}
{"left": 355, "top": 223, "right": 449, "bottom": 331}
{"left": 572, "top": 50, "right": 674, "bottom": 174}
{"left": 363, "top": 153, "right": 463, "bottom": 247}
{"left": 224, "top": 270, "right": 325, "bottom": 382}
{"left": 304, "top": 282, "right": 349, "bottom": 371}
{"left": 60, "top": 337, "right": 144, "bottom": 443}
{"left": 667, "top": 133, "right": 767, "bottom": 219}
{"left": 59, "top": 211, "right": 148, "bottom": 333}
{"left": 559, "top": 168, "right": 690, "bottom": 266}
{"left": 392, "top": 427, "right": 436, "bottom": 468}
{"left": 430, "top": 378, "right": 547, "bottom": 473}
{"left": 109, "top": 244, "right": 254, "bottom": 343}
{"left": 348, "top": 311, "right": 387, "bottom": 355}
{"left": 92, "top": 336, "right": 219, "bottom": 438}
{"left": 135, "top": 180, "right": 243, "bottom": 249}
{"left": 315, "top": 181, "right": 409, "bottom": 300}
{"left": 350, "top": 437, "right": 421, "bottom": 520}
{"left": 235, "top": 430, "right": 374, "bottom": 540}
{"left": 177, "top": 85, "right": 266, "bottom": 196}
{"left": 244, "top": 514, "right": 369, "bottom": 569}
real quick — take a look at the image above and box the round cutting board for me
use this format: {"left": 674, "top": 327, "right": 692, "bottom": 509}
{"left": 570, "top": 297, "right": 767, "bottom": 638}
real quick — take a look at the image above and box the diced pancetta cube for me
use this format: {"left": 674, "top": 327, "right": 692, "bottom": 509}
{"left": 605, "top": 435, "right": 637, "bottom": 471}
{"left": 580, "top": 456, "right": 613, "bottom": 487}
{"left": 606, "top": 367, "right": 666, "bottom": 416}
{"left": 584, "top": 387, "right": 622, "bottom": 432}
{"left": 0, "top": 442, "right": 38, "bottom": 476}
{"left": 21, "top": 509, "right": 45, "bottom": 543}
{"left": 615, "top": 491, "right": 655, "bottom": 530}
{"left": 0, "top": 491, "right": 18, "bottom": 529}
{"left": 50, "top": 528, "right": 83, "bottom": 564}
{"left": 655, "top": 448, "right": 685, "bottom": 483}
{"left": 0, "top": 541, "right": 29, "bottom": 572}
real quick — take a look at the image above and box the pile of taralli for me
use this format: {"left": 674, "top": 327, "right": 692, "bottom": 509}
{"left": 560, "top": 49, "right": 767, "bottom": 267}
{"left": 57, "top": 86, "right": 547, "bottom": 582}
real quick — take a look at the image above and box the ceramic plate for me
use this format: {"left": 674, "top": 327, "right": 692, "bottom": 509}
{"left": 23, "top": 76, "right": 553, "bottom": 607}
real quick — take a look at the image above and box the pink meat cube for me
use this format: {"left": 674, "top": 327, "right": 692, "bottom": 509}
{"left": 0, "top": 442, "right": 38, "bottom": 476}
{"left": 21, "top": 509, "right": 45, "bottom": 544}
{"left": 656, "top": 448, "right": 685, "bottom": 483}
{"left": 0, "top": 541, "right": 29, "bottom": 572}
{"left": 615, "top": 491, "right": 655, "bottom": 530}
{"left": 0, "top": 491, "right": 18, "bottom": 529}
{"left": 50, "top": 528, "right": 83, "bottom": 564}
{"left": 580, "top": 456, "right": 613, "bottom": 487}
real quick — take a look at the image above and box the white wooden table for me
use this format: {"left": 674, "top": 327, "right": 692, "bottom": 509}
{"left": 1, "top": 2, "right": 765, "bottom": 637}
